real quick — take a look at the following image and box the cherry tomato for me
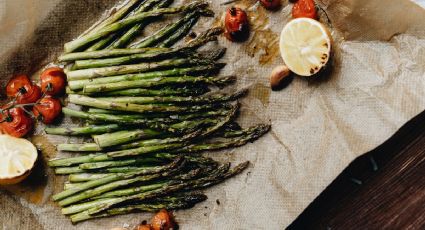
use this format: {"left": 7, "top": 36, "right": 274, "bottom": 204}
{"left": 16, "top": 84, "right": 42, "bottom": 104}
{"left": 33, "top": 97, "right": 62, "bottom": 124}
{"left": 137, "top": 225, "right": 152, "bottom": 230}
{"left": 40, "top": 67, "right": 66, "bottom": 96}
{"left": 6, "top": 75, "right": 32, "bottom": 98}
{"left": 224, "top": 7, "right": 249, "bottom": 42}
{"left": 0, "top": 107, "right": 33, "bottom": 137}
{"left": 151, "top": 209, "right": 175, "bottom": 230}
{"left": 292, "top": 0, "right": 318, "bottom": 19}
{"left": 260, "top": 0, "right": 281, "bottom": 11}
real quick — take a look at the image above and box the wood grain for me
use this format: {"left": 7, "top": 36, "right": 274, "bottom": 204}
{"left": 288, "top": 110, "right": 425, "bottom": 229}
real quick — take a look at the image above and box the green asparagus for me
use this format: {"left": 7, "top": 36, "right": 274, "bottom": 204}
{"left": 59, "top": 47, "right": 167, "bottom": 62}
{"left": 45, "top": 124, "right": 122, "bottom": 136}
{"left": 67, "top": 64, "right": 220, "bottom": 90}
{"left": 87, "top": 0, "right": 168, "bottom": 51}
{"left": 66, "top": 57, "right": 216, "bottom": 80}
{"left": 52, "top": 158, "right": 184, "bottom": 201}
{"left": 85, "top": 162, "right": 244, "bottom": 215}
{"left": 92, "top": 129, "right": 162, "bottom": 148}
{"left": 82, "top": 75, "right": 234, "bottom": 93}
{"left": 157, "top": 16, "right": 198, "bottom": 48}
{"left": 70, "top": 192, "right": 207, "bottom": 222}
{"left": 64, "top": 1, "right": 207, "bottom": 52}
{"left": 132, "top": 10, "right": 200, "bottom": 48}
{"left": 93, "top": 88, "right": 246, "bottom": 105}
{"left": 69, "top": 94, "right": 227, "bottom": 114}
{"left": 74, "top": 48, "right": 194, "bottom": 69}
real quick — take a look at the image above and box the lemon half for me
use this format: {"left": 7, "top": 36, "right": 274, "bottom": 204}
{"left": 0, "top": 135, "right": 38, "bottom": 185}
{"left": 279, "top": 18, "right": 332, "bottom": 76}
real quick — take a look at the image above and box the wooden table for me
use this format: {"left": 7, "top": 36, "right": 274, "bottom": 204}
{"left": 287, "top": 110, "right": 425, "bottom": 229}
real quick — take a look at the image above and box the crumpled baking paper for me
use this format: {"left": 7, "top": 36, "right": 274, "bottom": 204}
{"left": 1, "top": 0, "right": 425, "bottom": 229}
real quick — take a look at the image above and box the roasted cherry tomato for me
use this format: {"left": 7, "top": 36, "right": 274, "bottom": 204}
{"left": 16, "top": 84, "right": 42, "bottom": 104}
{"left": 260, "top": 0, "right": 281, "bottom": 11}
{"left": 137, "top": 225, "right": 152, "bottom": 230}
{"left": 292, "top": 0, "right": 318, "bottom": 19}
{"left": 224, "top": 7, "right": 249, "bottom": 42}
{"left": 33, "top": 97, "right": 62, "bottom": 124}
{"left": 40, "top": 67, "right": 66, "bottom": 96}
{"left": 0, "top": 107, "right": 33, "bottom": 137}
{"left": 151, "top": 209, "right": 175, "bottom": 230}
{"left": 6, "top": 75, "right": 32, "bottom": 98}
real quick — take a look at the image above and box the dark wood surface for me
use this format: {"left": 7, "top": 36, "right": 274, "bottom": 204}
{"left": 288, "top": 110, "right": 425, "bottom": 230}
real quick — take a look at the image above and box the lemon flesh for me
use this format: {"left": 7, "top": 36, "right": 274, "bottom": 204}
{"left": 0, "top": 135, "right": 38, "bottom": 185}
{"left": 279, "top": 18, "right": 331, "bottom": 76}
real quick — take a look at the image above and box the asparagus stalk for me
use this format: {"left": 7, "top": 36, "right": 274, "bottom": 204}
{"left": 83, "top": 106, "right": 231, "bottom": 125}
{"left": 111, "top": 0, "right": 174, "bottom": 48}
{"left": 69, "top": 94, "right": 226, "bottom": 114}
{"left": 106, "top": 143, "right": 186, "bottom": 158}
{"left": 101, "top": 86, "right": 209, "bottom": 97}
{"left": 49, "top": 124, "right": 268, "bottom": 167}
{"left": 56, "top": 135, "right": 183, "bottom": 152}
{"left": 49, "top": 153, "right": 112, "bottom": 167}
{"left": 184, "top": 27, "right": 223, "bottom": 49}
{"left": 59, "top": 173, "right": 167, "bottom": 207}
{"left": 85, "top": 0, "right": 145, "bottom": 37}
{"left": 58, "top": 47, "right": 167, "bottom": 62}
{"left": 62, "top": 198, "right": 118, "bottom": 215}
{"left": 67, "top": 64, "right": 220, "bottom": 90}
{"left": 55, "top": 163, "right": 164, "bottom": 175}
{"left": 197, "top": 102, "right": 239, "bottom": 138}
{"left": 61, "top": 183, "right": 172, "bottom": 215}
{"left": 45, "top": 124, "right": 122, "bottom": 136}
{"left": 94, "top": 89, "right": 246, "bottom": 105}
{"left": 85, "top": 34, "right": 121, "bottom": 52}
{"left": 78, "top": 155, "right": 177, "bottom": 171}
{"left": 132, "top": 10, "right": 200, "bottom": 48}
{"left": 58, "top": 143, "right": 101, "bottom": 152}
{"left": 157, "top": 16, "right": 198, "bottom": 48}
{"left": 69, "top": 174, "right": 112, "bottom": 182}
{"left": 180, "top": 124, "right": 271, "bottom": 153}
{"left": 68, "top": 164, "right": 227, "bottom": 218}
{"left": 64, "top": 182, "right": 84, "bottom": 190}
{"left": 85, "top": 162, "right": 244, "bottom": 216}
{"left": 87, "top": 108, "right": 131, "bottom": 114}
{"left": 55, "top": 166, "right": 85, "bottom": 175}
{"left": 66, "top": 57, "right": 214, "bottom": 80}
{"left": 52, "top": 158, "right": 184, "bottom": 201}
{"left": 82, "top": 75, "right": 234, "bottom": 93}
{"left": 74, "top": 48, "right": 194, "bottom": 69}
{"left": 80, "top": 165, "right": 228, "bottom": 215}
{"left": 97, "top": 131, "right": 199, "bottom": 151}
{"left": 87, "top": 0, "right": 166, "bottom": 51}
{"left": 70, "top": 192, "right": 207, "bottom": 222}
{"left": 64, "top": 2, "right": 207, "bottom": 53}
{"left": 92, "top": 129, "right": 162, "bottom": 148}
{"left": 62, "top": 108, "right": 173, "bottom": 126}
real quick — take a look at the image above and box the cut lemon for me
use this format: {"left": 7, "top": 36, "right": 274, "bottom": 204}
{"left": 0, "top": 135, "right": 38, "bottom": 185}
{"left": 279, "top": 18, "right": 331, "bottom": 76}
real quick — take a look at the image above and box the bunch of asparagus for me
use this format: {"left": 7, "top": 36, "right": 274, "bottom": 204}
{"left": 48, "top": 0, "right": 270, "bottom": 223}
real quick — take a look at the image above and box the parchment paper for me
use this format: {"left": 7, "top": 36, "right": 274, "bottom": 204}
{"left": 1, "top": 0, "right": 425, "bottom": 229}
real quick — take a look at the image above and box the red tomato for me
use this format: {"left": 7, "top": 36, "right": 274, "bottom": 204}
{"left": 40, "top": 67, "right": 66, "bottom": 96}
{"left": 33, "top": 97, "right": 62, "bottom": 124}
{"left": 0, "top": 108, "right": 33, "bottom": 137}
{"left": 260, "top": 0, "right": 281, "bottom": 11}
{"left": 224, "top": 7, "right": 249, "bottom": 42}
{"left": 151, "top": 209, "right": 174, "bottom": 230}
{"left": 137, "top": 225, "right": 152, "bottom": 230}
{"left": 16, "top": 84, "right": 42, "bottom": 104}
{"left": 6, "top": 75, "right": 32, "bottom": 98}
{"left": 292, "top": 0, "right": 318, "bottom": 19}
